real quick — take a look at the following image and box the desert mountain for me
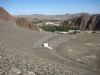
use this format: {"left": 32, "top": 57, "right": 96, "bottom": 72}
{"left": 13, "top": 13, "right": 91, "bottom": 20}
{"left": 16, "top": 18, "right": 39, "bottom": 31}
{"left": 61, "top": 14, "right": 100, "bottom": 30}
{"left": 0, "top": 7, "right": 39, "bottom": 31}
{"left": 0, "top": 7, "right": 15, "bottom": 22}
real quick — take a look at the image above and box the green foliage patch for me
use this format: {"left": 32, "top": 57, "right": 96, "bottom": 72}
{"left": 40, "top": 26, "right": 80, "bottom": 32}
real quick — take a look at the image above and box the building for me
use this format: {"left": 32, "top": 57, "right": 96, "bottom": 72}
{"left": 45, "top": 22, "right": 54, "bottom": 25}
{"left": 43, "top": 43, "right": 52, "bottom": 50}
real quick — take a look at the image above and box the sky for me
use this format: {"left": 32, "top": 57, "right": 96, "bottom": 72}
{"left": 0, "top": 0, "right": 100, "bottom": 15}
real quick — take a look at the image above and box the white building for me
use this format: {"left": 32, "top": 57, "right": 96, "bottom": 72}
{"left": 43, "top": 43, "right": 52, "bottom": 50}
{"left": 45, "top": 22, "right": 54, "bottom": 25}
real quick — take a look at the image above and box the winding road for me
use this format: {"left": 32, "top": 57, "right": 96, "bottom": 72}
{"left": 34, "top": 33, "right": 57, "bottom": 48}
{"left": 0, "top": 21, "right": 57, "bottom": 49}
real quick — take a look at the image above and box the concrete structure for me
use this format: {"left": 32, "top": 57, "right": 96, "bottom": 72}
{"left": 43, "top": 43, "right": 49, "bottom": 47}
{"left": 43, "top": 43, "right": 52, "bottom": 50}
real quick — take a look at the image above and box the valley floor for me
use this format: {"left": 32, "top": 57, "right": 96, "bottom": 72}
{"left": 0, "top": 21, "right": 100, "bottom": 75}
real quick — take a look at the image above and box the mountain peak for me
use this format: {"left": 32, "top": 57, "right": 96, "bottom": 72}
{"left": 0, "top": 7, "right": 15, "bottom": 22}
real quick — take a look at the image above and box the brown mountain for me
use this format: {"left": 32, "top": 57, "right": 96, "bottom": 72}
{"left": 0, "top": 7, "right": 39, "bottom": 31}
{"left": 61, "top": 14, "right": 100, "bottom": 31}
{"left": 0, "top": 7, "right": 15, "bottom": 22}
{"left": 16, "top": 18, "right": 39, "bottom": 31}
{"left": 86, "top": 15, "right": 100, "bottom": 30}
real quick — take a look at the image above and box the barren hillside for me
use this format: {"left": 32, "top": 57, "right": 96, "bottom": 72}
{"left": 16, "top": 18, "right": 39, "bottom": 31}
{"left": 61, "top": 14, "right": 100, "bottom": 30}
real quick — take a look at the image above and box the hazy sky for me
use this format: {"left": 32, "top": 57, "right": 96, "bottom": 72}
{"left": 0, "top": 0, "right": 100, "bottom": 15}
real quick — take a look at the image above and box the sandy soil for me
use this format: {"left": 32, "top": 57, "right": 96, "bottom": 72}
{"left": 56, "top": 32, "right": 100, "bottom": 67}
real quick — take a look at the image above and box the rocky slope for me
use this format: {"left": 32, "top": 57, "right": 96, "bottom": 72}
{"left": 61, "top": 14, "right": 100, "bottom": 30}
{"left": 0, "top": 44, "right": 100, "bottom": 75}
{"left": 16, "top": 18, "right": 39, "bottom": 31}
{"left": 0, "top": 7, "right": 15, "bottom": 22}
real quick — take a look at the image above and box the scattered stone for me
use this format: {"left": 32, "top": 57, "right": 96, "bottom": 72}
{"left": 0, "top": 45, "right": 100, "bottom": 75}
{"left": 10, "top": 67, "right": 21, "bottom": 74}
{"left": 27, "top": 71, "right": 35, "bottom": 75}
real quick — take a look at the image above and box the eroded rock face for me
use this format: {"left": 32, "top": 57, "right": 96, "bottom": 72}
{"left": 62, "top": 14, "right": 100, "bottom": 30}
{"left": 76, "top": 14, "right": 90, "bottom": 29}
{"left": 16, "top": 18, "right": 39, "bottom": 31}
{"left": 86, "top": 15, "right": 100, "bottom": 30}
{"left": 0, "top": 7, "right": 15, "bottom": 22}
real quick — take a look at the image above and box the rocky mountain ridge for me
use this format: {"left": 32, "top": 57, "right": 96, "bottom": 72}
{"left": 61, "top": 14, "right": 100, "bottom": 30}
{"left": 13, "top": 13, "right": 91, "bottom": 20}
